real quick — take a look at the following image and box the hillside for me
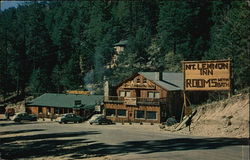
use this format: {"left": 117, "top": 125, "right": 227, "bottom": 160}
{"left": 174, "top": 93, "right": 249, "bottom": 138}
{"left": 0, "top": 1, "right": 249, "bottom": 97}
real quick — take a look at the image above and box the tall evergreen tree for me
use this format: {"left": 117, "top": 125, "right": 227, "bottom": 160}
{"left": 206, "top": 1, "right": 250, "bottom": 89}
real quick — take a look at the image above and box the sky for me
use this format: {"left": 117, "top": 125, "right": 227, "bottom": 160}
{"left": 0, "top": 1, "right": 25, "bottom": 11}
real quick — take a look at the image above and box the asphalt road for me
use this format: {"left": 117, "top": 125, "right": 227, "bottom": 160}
{"left": 0, "top": 120, "right": 249, "bottom": 160}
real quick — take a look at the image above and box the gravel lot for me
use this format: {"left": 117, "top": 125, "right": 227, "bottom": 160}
{"left": 0, "top": 120, "right": 249, "bottom": 160}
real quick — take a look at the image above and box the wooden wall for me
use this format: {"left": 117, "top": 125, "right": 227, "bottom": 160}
{"left": 105, "top": 103, "right": 161, "bottom": 123}
{"left": 26, "top": 106, "right": 76, "bottom": 118}
{"left": 116, "top": 74, "right": 168, "bottom": 98}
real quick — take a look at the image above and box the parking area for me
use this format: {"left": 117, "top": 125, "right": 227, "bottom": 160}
{"left": 0, "top": 120, "right": 249, "bottom": 160}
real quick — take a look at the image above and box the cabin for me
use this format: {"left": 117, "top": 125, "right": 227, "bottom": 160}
{"left": 113, "top": 40, "right": 128, "bottom": 54}
{"left": 26, "top": 93, "right": 103, "bottom": 119}
{"left": 104, "top": 72, "right": 184, "bottom": 123}
{"left": 106, "top": 40, "right": 128, "bottom": 69}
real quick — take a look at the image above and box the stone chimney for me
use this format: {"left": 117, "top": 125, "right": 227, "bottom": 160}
{"left": 155, "top": 72, "right": 163, "bottom": 81}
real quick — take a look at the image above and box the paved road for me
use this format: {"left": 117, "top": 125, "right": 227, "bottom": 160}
{"left": 0, "top": 121, "right": 249, "bottom": 160}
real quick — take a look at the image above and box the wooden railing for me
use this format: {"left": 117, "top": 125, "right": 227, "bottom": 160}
{"left": 104, "top": 96, "right": 167, "bottom": 106}
{"left": 123, "top": 83, "right": 155, "bottom": 89}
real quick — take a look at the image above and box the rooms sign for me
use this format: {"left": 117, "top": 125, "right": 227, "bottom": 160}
{"left": 182, "top": 60, "right": 231, "bottom": 91}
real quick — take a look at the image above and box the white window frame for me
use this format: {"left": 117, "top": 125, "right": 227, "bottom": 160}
{"left": 120, "top": 90, "right": 131, "bottom": 97}
{"left": 148, "top": 92, "right": 160, "bottom": 98}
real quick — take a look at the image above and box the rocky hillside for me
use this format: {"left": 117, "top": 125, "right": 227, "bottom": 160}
{"left": 176, "top": 93, "right": 249, "bottom": 138}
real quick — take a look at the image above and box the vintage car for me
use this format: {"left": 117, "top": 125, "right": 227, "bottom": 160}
{"left": 13, "top": 112, "right": 37, "bottom": 122}
{"left": 56, "top": 113, "right": 83, "bottom": 124}
{"left": 89, "top": 116, "right": 113, "bottom": 125}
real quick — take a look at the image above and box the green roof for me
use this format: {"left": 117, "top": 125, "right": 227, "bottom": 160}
{"left": 26, "top": 93, "right": 103, "bottom": 109}
{"left": 113, "top": 40, "right": 128, "bottom": 46}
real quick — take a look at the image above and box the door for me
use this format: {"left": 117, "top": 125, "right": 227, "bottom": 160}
{"left": 128, "top": 110, "right": 133, "bottom": 122}
{"left": 136, "top": 89, "right": 141, "bottom": 98}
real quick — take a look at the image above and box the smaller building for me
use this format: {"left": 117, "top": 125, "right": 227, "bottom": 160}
{"left": 113, "top": 40, "right": 128, "bottom": 54}
{"left": 106, "top": 40, "right": 128, "bottom": 69}
{"left": 26, "top": 93, "right": 103, "bottom": 119}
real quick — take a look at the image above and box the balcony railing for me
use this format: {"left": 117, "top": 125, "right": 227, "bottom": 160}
{"left": 123, "top": 83, "right": 155, "bottom": 89}
{"left": 104, "top": 96, "right": 167, "bottom": 106}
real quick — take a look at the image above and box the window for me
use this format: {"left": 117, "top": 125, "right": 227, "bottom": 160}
{"left": 146, "top": 111, "right": 157, "bottom": 120}
{"left": 38, "top": 107, "right": 42, "bottom": 113}
{"left": 125, "top": 91, "right": 131, "bottom": 97}
{"left": 106, "top": 109, "right": 115, "bottom": 117}
{"left": 120, "top": 91, "right": 125, "bottom": 97}
{"left": 136, "top": 78, "right": 141, "bottom": 83}
{"left": 117, "top": 109, "right": 127, "bottom": 117}
{"left": 155, "top": 92, "right": 160, "bottom": 98}
{"left": 55, "top": 108, "right": 60, "bottom": 114}
{"left": 148, "top": 92, "right": 160, "bottom": 98}
{"left": 59, "top": 108, "right": 63, "bottom": 114}
{"left": 120, "top": 91, "right": 131, "bottom": 97}
{"left": 135, "top": 110, "right": 145, "bottom": 119}
{"left": 143, "top": 78, "right": 147, "bottom": 83}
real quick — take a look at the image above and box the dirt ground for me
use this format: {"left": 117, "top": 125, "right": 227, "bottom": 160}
{"left": 164, "top": 93, "right": 249, "bottom": 138}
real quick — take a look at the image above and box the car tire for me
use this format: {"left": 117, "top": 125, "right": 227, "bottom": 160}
{"left": 64, "top": 121, "right": 67, "bottom": 124}
{"left": 90, "top": 122, "right": 93, "bottom": 125}
{"left": 59, "top": 122, "right": 62, "bottom": 124}
{"left": 78, "top": 120, "right": 82, "bottom": 123}
{"left": 74, "top": 121, "right": 77, "bottom": 123}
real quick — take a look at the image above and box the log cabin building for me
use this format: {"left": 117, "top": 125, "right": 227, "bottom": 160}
{"left": 104, "top": 72, "right": 184, "bottom": 123}
{"left": 26, "top": 93, "right": 103, "bottom": 119}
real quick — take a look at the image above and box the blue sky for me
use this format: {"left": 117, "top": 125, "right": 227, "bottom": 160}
{"left": 1, "top": 1, "right": 25, "bottom": 11}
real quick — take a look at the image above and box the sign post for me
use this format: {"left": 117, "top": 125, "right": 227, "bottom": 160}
{"left": 181, "top": 59, "right": 232, "bottom": 120}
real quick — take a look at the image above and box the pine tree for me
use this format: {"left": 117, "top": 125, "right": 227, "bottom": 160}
{"left": 206, "top": 1, "right": 250, "bottom": 89}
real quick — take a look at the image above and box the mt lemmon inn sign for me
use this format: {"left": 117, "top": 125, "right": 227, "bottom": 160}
{"left": 182, "top": 60, "right": 231, "bottom": 91}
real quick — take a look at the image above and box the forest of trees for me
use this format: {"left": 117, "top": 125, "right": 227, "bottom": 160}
{"left": 0, "top": 1, "right": 249, "bottom": 98}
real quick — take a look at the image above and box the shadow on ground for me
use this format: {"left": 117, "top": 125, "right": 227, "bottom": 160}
{"left": 0, "top": 121, "right": 34, "bottom": 127}
{"left": 0, "top": 130, "right": 248, "bottom": 159}
{"left": 0, "top": 129, "right": 46, "bottom": 135}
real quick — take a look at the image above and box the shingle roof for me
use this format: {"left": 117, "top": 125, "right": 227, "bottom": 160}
{"left": 139, "top": 72, "right": 183, "bottom": 91}
{"left": 26, "top": 93, "right": 103, "bottom": 109}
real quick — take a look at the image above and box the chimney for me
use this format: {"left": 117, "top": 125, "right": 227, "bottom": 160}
{"left": 104, "top": 81, "right": 109, "bottom": 101}
{"left": 155, "top": 72, "right": 163, "bottom": 81}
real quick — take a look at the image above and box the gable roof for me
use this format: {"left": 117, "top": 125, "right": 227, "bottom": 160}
{"left": 138, "top": 72, "right": 183, "bottom": 91}
{"left": 26, "top": 93, "right": 103, "bottom": 109}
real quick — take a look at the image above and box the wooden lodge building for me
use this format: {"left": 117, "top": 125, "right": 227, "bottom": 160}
{"left": 26, "top": 93, "right": 103, "bottom": 119}
{"left": 104, "top": 72, "right": 184, "bottom": 123}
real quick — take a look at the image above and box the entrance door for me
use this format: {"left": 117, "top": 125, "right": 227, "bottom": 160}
{"left": 136, "top": 89, "right": 141, "bottom": 97}
{"left": 127, "top": 109, "right": 133, "bottom": 122}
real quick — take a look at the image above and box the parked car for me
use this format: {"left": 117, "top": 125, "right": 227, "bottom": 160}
{"left": 89, "top": 116, "right": 113, "bottom": 125}
{"left": 88, "top": 114, "right": 104, "bottom": 122}
{"left": 13, "top": 112, "right": 37, "bottom": 122}
{"left": 56, "top": 113, "right": 83, "bottom": 124}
